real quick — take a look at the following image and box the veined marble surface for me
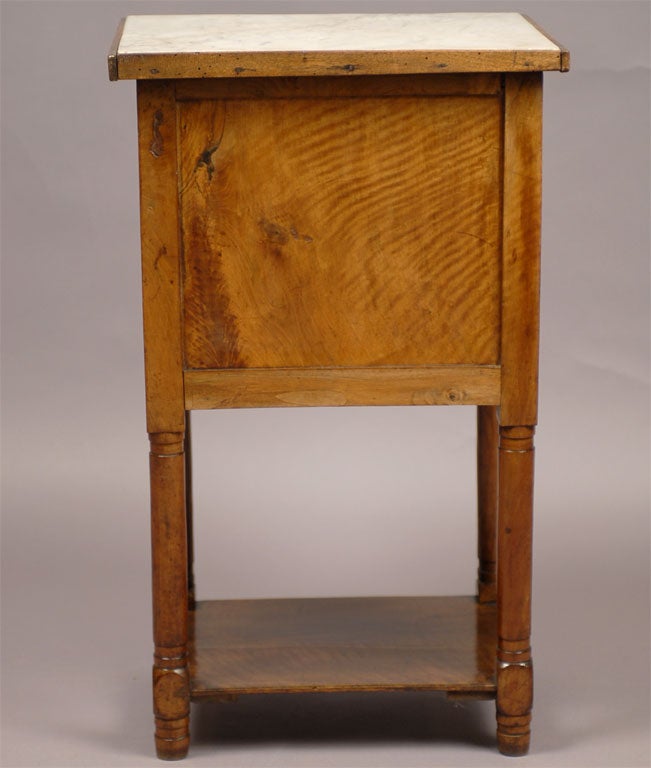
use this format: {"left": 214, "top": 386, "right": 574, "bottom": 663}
{"left": 118, "top": 13, "right": 560, "bottom": 55}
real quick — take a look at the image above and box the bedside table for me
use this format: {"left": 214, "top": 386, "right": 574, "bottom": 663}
{"left": 108, "top": 13, "right": 569, "bottom": 760}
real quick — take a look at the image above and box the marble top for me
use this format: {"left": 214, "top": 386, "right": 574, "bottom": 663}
{"left": 109, "top": 13, "right": 568, "bottom": 80}
{"left": 118, "top": 13, "right": 560, "bottom": 55}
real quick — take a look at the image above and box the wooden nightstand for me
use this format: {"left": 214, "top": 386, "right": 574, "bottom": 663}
{"left": 108, "top": 13, "right": 568, "bottom": 760}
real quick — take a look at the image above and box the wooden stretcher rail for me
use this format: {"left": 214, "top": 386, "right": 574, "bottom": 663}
{"left": 184, "top": 365, "right": 501, "bottom": 409}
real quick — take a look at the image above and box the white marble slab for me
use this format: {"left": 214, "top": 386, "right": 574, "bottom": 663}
{"left": 118, "top": 13, "right": 560, "bottom": 56}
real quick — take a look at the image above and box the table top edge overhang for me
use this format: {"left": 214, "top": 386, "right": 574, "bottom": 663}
{"left": 108, "top": 13, "right": 570, "bottom": 81}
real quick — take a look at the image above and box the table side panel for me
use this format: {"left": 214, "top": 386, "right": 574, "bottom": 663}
{"left": 179, "top": 85, "right": 502, "bottom": 372}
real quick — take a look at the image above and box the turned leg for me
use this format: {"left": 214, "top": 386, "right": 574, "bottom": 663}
{"left": 150, "top": 431, "right": 190, "bottom": 760}
{"left": 185, "top": 412, "right": 196, "bottom": 609}
{"left": 477, "top": 406, "right": 498, "bottom": 603}
{"left": 496, "top": 425, "right": 534, "bottom": 756}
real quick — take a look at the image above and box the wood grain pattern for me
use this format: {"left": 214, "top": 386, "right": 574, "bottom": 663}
{"left": 110, "top": 13, "right": 570, "bottom": 81}
{"left": 116, "top": 48, "right": 566, "bottom": 81}
{"left": 138, "top": 82, "right": 190, "bottom": 760}
{"left": 180, "top": 92, "right": 502, "bottom": 369}
{"left": 189, "top": 596, "right": 497, "bottom": 696}
{"left": 107, "top": 17, "right": 126, "bottom": 81}
{"left": 113, "top": 14, "right": 566, "bottom": 755}
{"left": 500, "top": 73, "right": 542, "bottom": 426}
{"left": 137, "top": 81, "right": 185, "bottom": 435}
{"left": 184, "top": 365, "right": 500, "bottom": 409}
{"left": 149, "top": 434, "right": 190, "bottom": 760}
{"left": 496, "top": 425, "right": 535, "bottom": 756}
{"left": 521, "top": 14, "right": 570, "bottom": 72}
{"left": 174, "top": 73, "right": 501, "bottom": 101}
{"left": 494, "top": 71, "right": 542, "bottom": 756}
{"left": 111, "top": 13, "right": 567, "bottom": 82}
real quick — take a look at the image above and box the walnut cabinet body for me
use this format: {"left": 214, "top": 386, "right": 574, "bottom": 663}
{"left": 109, "top": 13, "right": 568, "bottom": 760}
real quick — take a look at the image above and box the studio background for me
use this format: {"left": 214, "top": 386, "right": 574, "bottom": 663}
{"left": 1, "top": 1, "right": 649, "bottom": 766}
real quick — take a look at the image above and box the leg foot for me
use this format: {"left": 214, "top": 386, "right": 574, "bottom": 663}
{"left": 497, "top": 715, "right": 531, "bottom": 756}
{"left": 153, "top": 650, "right": 190, "bottom": 760}
{"left": 496, "top": 655, "right": 532, "bottom": 756}
{"left": 155, "top": 716, "right": 190, "bottom": 760}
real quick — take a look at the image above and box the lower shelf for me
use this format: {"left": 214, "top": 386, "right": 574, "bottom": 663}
{"left": 189, "top": 595, "right": 496, "bottom": 699}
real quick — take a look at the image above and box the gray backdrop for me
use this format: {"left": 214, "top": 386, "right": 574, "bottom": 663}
{"left": 1, "top": 1, "right": 649, "bottom": 766}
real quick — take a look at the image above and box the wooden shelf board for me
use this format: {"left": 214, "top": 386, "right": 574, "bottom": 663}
{"left": 189, "top": 596, "right": 496, "bottom": 699}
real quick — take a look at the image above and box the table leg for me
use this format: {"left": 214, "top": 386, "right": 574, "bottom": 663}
{"left": 477, "top": 406, "right": 498, "bottom": 603}
{"left": 496, "top": 425, "right": 534, "bottom": 756}
{"left": 185, "top": 412, "right": 195, "bottom": 609}
{"left": 150, "top": 431, "right": 190, "bottom": 760}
